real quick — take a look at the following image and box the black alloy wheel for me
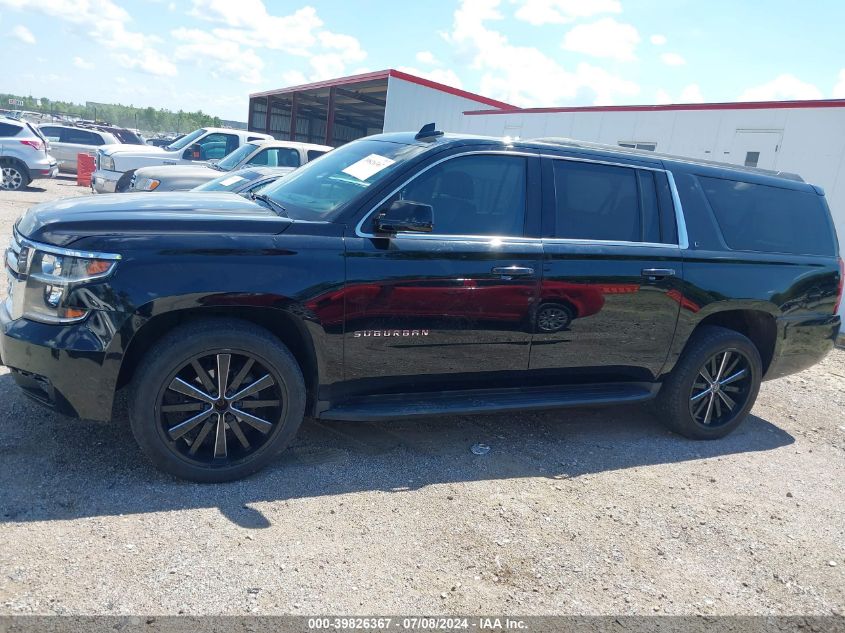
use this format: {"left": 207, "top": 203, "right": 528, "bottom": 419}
{"left": 158, "top": 350, "right": 285, "bottom": 465}
{"left": 688, "top": 349, "right": 752, "bottom": 427}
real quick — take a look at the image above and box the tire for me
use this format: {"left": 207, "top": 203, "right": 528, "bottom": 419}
{"left": 128, "top": 318, "right": 306, "bottom": 482}
{"left": 656, "top": 325, "right": 762, "bottom": 439}
{"left": 535, "top": 303, "right": 574, "bottom": 333}
{"left": 0, "top": 161, "right": 30, "bottom": 191}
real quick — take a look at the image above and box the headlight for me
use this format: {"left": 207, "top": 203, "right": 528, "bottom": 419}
{"left": 22, "top": 248, "right": 120, "bottom": 323}
{"left": 102, "top": 155, "right": 115, "bottom": 171}
{"left": 133, "top": 177, "right": 160, "bottom": 191}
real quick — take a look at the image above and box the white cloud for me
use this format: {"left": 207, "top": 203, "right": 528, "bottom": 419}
{"left": 514, "top": 0, "right": 621, "bottom": 26}
{"left": 0, "top": 0, "right": 176, "bottom": 77}
{"left": 397, "top": 66, "right": 464, "bottom": 88}
{"left": 660, "top": 52, "right": 685, "bottom": 66}
{"left": 11, "top": 24, "right": 35, "bottom": 44}
{"left": 73, "top": 56, "right": 94, "bottom": 70}
{"left": 833, "top": 69, "right": 845, "bottom": 98}
{"left": 172, "top": 27, "right": 263, "bottom": 83}
{"left": 191, "top": 1, "right": 322, "bottom": 55}
{"left": 562, "top": 18, "right": 640, "bottom": 62}
{"left": 738, "top": 74, "right": 823, "bottom": 101}
{"left": 416, "top": 50, "right": 439, "bottom": 65}
{"left": 680, "top": 83, "right": 704, "bottom": 102}
{"left": 115, "top": 49, "right": 177, "bottom": 77}
{"left": 654, "top": 83, "right": 705, "bottom": 104}
{"left": 443, "top": 0, "right": 639, "bottom": 107}
{"left": 650, "top": 34, "right": 667, "bottom": 46}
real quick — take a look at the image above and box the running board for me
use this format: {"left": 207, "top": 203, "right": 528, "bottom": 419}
{"left": 318, "top": 383, "right": 658, "bottom": 421}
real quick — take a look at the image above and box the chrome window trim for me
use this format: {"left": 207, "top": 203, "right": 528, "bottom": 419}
{"left": 353, "top": 149, "right": 690, "bottom": 249}
{"left": 13, "top": 227, "right": 122, "bottom": 261}
{"left": 354, "top": 150, "right": 537, "bottom": 241}
{"left": 665, "top": 171, "right": 690, "bottom": 250}
{"left": 541, "top": 238, "right": 679, "bottom": 249}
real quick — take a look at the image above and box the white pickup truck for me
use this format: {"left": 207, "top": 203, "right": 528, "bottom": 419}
{"left": 91, "top": 127, "right": 273, "bottom": 193}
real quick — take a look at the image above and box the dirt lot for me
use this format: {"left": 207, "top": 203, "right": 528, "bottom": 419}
{"left": 0, "top": 177, "right": 843, "bottom": 616}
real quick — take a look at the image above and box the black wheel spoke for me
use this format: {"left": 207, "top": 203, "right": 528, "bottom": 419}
{"left": 168, "top": 408, "right": 214, "bottom": 440}
{"left": 228, "top": 358, "right": 255, "bottom": 393}
{"left": 189, "top": 418, "right": 216, "bottom": 455}
{"left": 717, "top": 389, "right": 736, "bottom": 411}
{"left": 161, "top": 402, "right": 207, "bottom": 413}
{"left": 228, "top": 417, "right": 251, "bottom": 449}
{"left": 216, "top": 354, "right": 231, "bottom": 400}
{"left": 232, "top": 408, "right": 273, "bottom": 434}
{"left": 191, "top": 359, "right": 216, "bottom": 395}
{"left": 229, "top": 374, "right": 274, "bottom": 402}
{"left": 214, "top": 413, "right": 227, "bottom": 459}
{"left": 237, "top": 399, "right": 281, "bottom": 409}
{"left": 169, "top": 377, "right": 216, "bottom": 405}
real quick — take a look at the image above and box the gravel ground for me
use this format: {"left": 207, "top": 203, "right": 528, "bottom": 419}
{"left": 0, "top": 177, "right": 843, "bottom": 616}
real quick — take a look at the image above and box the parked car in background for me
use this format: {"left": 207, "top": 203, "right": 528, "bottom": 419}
{"left": 91, "top": 127, "right": 273, "bottom": 194}
{"left": 2, "top": 129, "right": 840, "bottom": 481}
{"left": 128, "top": 140, "right": 330, "bottom": 192}
{"left": 191, "top": 166, "right": 295, "bottom": 196}
{"left": 0, "top": 116, "right": 57, "bottom": 191}
{"left": 39, "top": 124, "right": 118, "bottom": 174}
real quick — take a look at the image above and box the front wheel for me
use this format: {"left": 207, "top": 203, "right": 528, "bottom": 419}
{"left": 129, "top": 319, "right": 306, "bottom": 482}
{"left": 656, "top": 325, "right": 762, "bottom": 439}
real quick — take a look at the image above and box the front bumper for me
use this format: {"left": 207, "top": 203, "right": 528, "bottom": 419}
{"left": 1, "top": 302, "right": 120, "bottom": 421}
{"left": 91, "top": 169, "right": 120, "bottom": 194}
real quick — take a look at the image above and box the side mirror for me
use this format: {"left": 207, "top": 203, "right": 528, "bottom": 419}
{"left": 183, "top": 143, "right": 202, "bottom": 160}
{"left": 374, "top": 200, "right": 434, "bottom": 234}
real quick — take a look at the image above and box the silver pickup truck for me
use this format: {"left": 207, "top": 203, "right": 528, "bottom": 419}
{"left": 91, "top": 127, "right": 273, "bottom": 193}
{"left": 128, "top": 139, "right": 331, "bottom": 192}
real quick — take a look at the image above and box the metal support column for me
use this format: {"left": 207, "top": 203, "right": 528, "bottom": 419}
{"left": 289, "top": 93, "right": 298, "bottom": 141}
{"left": 325, "top": 86, "right": 336, "bottom": 147}
{"left": 264, "top": 96, "right": 272, "bottom": 135}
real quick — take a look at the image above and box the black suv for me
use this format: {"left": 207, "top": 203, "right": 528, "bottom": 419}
{"left": 2, "top": 128, "right": 842, "bottom": 481}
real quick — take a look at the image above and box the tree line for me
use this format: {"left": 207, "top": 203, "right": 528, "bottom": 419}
{"left": 1, "top": 93, "right": 224, "bottom": 134}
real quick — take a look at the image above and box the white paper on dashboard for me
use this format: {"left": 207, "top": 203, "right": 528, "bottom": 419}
{"left": 220, "top": 175, "right": 246, "bottom": 186}
{"left": 341, "top": 154, "right": 395, "bottom": 181}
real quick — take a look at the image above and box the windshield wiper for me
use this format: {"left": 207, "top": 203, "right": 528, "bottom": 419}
{"left": 251, "top": 193, "right": 288, "bottom": 217}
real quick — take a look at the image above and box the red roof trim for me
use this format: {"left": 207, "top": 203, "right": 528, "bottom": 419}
{"left": 249, "top": 69, "right": 514, "bottom": 109}
{"left": 387, "top": 70, "right": 514, "bottom": 109}
{"left": 464, "top": 98, "right": 845, "bottom": 116}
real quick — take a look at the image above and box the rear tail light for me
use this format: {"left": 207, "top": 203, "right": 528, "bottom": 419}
{"left": 20, "top": 139, "right": 44, "bottom": 151}
{"left": 835, "top": 257, "right": 844, "bottom": 314}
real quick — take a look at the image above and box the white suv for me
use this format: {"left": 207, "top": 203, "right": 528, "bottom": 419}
{"left": 0, "top": 117, "right": 58, "bottom": 191}
{"left": 38, "top": 125, "right": 119, "bottom": 174}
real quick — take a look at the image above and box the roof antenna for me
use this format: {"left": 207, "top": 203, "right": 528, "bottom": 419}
{"left": 415, "top": 122, "right": 444, "bottom": 141}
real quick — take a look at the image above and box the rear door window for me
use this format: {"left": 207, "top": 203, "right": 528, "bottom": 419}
{"left": 699, "top": 176, "right": 836, "bottom": 256}
{"left": 0, "top": 122, "right": 23, "bottom": 137}
{"left": 61, "top": 128, "right": 104, "bottom": 145}
{"left": 551, "top": 160, "right": 670, "bottom": 243}
{"left": 307, "top": 149, "right": 327, "bottom": 161}
{"left": 247, "top": 147, "right": 300, "bottom": 168}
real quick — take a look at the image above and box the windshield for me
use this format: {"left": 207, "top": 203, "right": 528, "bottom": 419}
{"left": 166, "top": 128, "right": 206, "bottom": 151}
{"left": 258, "top": 139, "right": 428, "bottom": 220}
{"left": 193, "top": 169, "right": 263, "bottom": 192}
{"left": 216, "top": 143, "right": 257, "bottom": 171}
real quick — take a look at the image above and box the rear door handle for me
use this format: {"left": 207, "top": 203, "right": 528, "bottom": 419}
{"left": 641, "top": 268, "right": 676, "bottom": 279}
{"left": 492, "top": 266, "right": 535, "bottom": 278}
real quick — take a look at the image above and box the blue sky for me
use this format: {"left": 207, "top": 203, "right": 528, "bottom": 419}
{"left": 2, "top": 0, "right": 844, "bottom": 120}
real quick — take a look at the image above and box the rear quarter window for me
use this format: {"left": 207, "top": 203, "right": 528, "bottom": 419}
{"left": 0, "top": 122, "right": 23, "bottom": 137}
{"left": 699, "top": 176, "right": 836, "bottom": 256}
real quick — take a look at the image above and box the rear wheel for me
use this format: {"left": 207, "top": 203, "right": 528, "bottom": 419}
{"left": 535, "top": 303, "right": 574, "bottom": 333}
{"left": 656, "top": 325, "right": 762, "bottom": 439}
{"left": 0, "top": 162, "right": 29, "bottom": 191}
{"left": 129, "top": 319, "right": 306, "bottom": 482}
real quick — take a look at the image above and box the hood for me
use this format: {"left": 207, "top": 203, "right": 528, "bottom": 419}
{"left": 16, "top": 192, "right": 292, "bottom": 246}
{"left": 99, "top": 143, "right": 166, "bottom": 157}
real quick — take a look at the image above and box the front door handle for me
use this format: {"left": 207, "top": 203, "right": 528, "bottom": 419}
{"left": 641, "top": 268, "right": 676, "bottom": 279}
{"left": 492, "top": 266, "right": 535, "bottom": 278}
